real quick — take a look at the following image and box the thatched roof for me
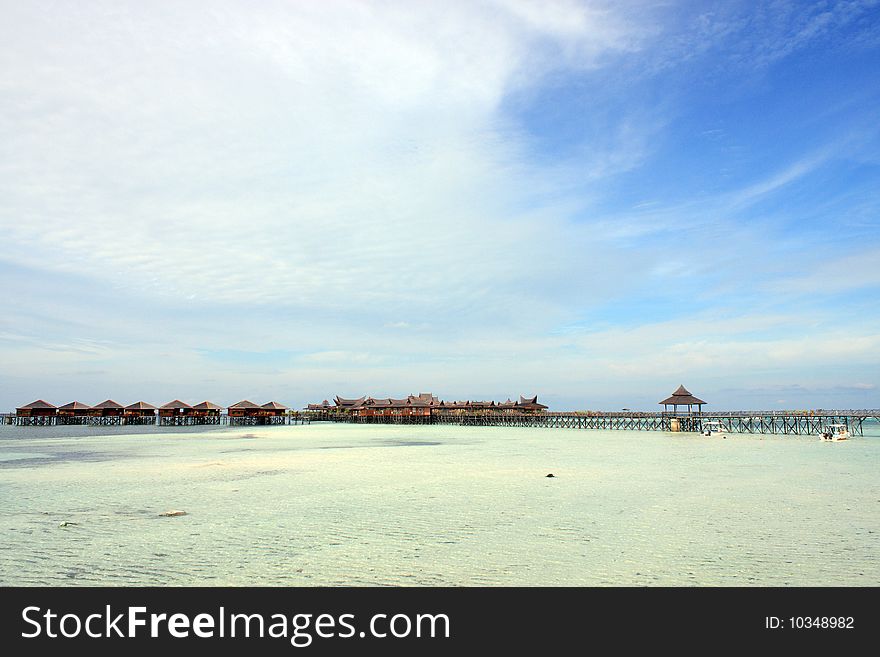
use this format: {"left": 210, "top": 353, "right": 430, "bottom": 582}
{"left": 659, "top": 385, "right": 706, "bottom": 406}
{"left": 17, "top": 399, "right": 56, "bottom": 410}
{"left": 125, "top": 401, "right": 157, "bottom": 411}
{"left": 93, "top": 399, "right": 124, "bottom": 409}
{"left": 193, "top": 401, "right": 223, "bottom": 410}
{"left": 161, "top": 400, "right": 193, "bottom": 410}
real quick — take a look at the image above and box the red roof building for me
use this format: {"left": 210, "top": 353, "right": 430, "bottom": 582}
{"left": 93, "top": 399, "right": 125, "bottom": 417}
{"left": 228, "top": 400, "right": 261, "bottom": 418}
{"left": 15, "top": 400, "right": 57, "bottom": 417}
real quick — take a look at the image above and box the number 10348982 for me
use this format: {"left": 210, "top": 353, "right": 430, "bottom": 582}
{"left": 765, "top": 616, "right": 854, "bottom": 629}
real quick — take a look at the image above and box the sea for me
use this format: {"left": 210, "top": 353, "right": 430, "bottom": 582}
{"left": 1, "top": 421, "right": 878, "bottom": 586}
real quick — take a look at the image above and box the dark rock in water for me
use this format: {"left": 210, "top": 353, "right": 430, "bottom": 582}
{"left": 546, "top": 473, "right": 555, "bottom": 478}
{"left": 158, "top": 510, "right": 187, "bottom": 517}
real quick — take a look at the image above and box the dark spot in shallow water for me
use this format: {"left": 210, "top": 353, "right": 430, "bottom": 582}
{"left": 380, "top": 440, "right": 443, "bottom": 447}
{"left": 0, "top": 450, "right": 114, "bottom": 469}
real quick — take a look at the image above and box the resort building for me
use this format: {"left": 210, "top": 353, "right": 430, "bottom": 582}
{"left": 58, "top": 401, "right": 95, "bottom": 417}
{"left": 311, "top": 393, "right": 549, "bottom": 417}
{"left": 261, "top": 401, "right": 288, "bottom": 417}
{"left": 93, "top": 399, "right": 125, "bottom": 417}
{"left": 10, "top": 398, "right": 300, "bottom": 427}
{"left": 192, "top": 401, "right": 223, "bottom": 419}
{"left": 160, "top": 400, "right": 194, "bottom": 417}
{"left": 228, "top": 400, "right": 261, "bottom": 418}
{"left": 124, "top": 401, "right": 158, "bottom": 423}
{"left": 15, "top": 400, "right": 57, "bottom": 417}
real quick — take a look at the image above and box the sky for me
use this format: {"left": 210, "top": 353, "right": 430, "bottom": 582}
{"left": 1, "top": 0, "right": 879, "bottom": 411}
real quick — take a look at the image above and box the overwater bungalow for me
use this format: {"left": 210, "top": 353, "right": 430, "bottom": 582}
{"left": 93, "top": 399, "right": 125, "bottom": 417}
{"left": 58, "top": 401, "right": 95, "bottom": 417}
{"left": 192, "top": 401, "right": 223, "bottom": 418}
{"left": 124, "top": 401, "right": 157, "bottom": 421}
{"left": 15, "top": 400, "right": 57, "bottom": 417}
{"left": 260, "top": 401, "right": 287, "bottom": 417}
{"left": 159, "top": 400, "right": 194, "bottom": 418}
{"left": 307, "top": 399, "right": 333, "bottom": 411}
{"left": 228, "top": 400, "right": 261, "bottom": 418}
{"left": 659, "top": 385, "right": 706, "bottom": 415}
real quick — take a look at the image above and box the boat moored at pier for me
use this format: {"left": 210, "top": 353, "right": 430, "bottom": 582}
{"left": 820, "top": 424, "right": 851, "bottom": 441}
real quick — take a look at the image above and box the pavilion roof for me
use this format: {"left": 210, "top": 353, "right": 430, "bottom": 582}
{"left": 658, "top": 385, "right": 707, "bottom": 406}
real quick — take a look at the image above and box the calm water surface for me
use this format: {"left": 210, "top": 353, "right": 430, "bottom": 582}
{"left": 1, "top": 422, "right": 878, "bottom": 586}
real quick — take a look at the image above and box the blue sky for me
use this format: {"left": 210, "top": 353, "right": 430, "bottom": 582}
{"left": 1, "top": 0, "right": 878, "bottom": 411}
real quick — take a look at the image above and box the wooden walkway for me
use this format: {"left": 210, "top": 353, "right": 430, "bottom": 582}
{"left": 319, "top": 410, "right": 879, "bottom": 436}
{"left": 4, "top": 410, "right": 877, "bottom": 435}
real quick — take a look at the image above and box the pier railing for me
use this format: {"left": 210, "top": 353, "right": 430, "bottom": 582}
{"left": 317, "top": 410, "right": 878, "bottom": 436}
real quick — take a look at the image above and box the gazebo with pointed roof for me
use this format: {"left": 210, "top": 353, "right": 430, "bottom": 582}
{"left": 659, "top": 385, "right": 707, "bottom": 414}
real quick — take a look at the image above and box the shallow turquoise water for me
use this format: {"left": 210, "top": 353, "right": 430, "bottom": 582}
{"left": 0, "top": 422, "right": 878, "bottom": 586}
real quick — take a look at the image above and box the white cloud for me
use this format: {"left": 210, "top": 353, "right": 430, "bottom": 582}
{"left": 0, "top": 0, "right": 658, "bottom": 321}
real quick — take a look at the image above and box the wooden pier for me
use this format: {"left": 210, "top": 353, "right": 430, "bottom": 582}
{"left": 2, "top": 413, "right": 310, "bottom": 427}
{"left": 319, "top": 410, "right": 878, "bottom": 436}
{"left": 5, "top": 408, "right": 876, "bottom": 435}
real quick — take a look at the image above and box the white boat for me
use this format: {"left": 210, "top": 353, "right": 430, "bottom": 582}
{"left": 702, "top": 421, "right": 727, "bottom": 438}
{"left": 820, "top": 424, "right": 850, "bottom": 441}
